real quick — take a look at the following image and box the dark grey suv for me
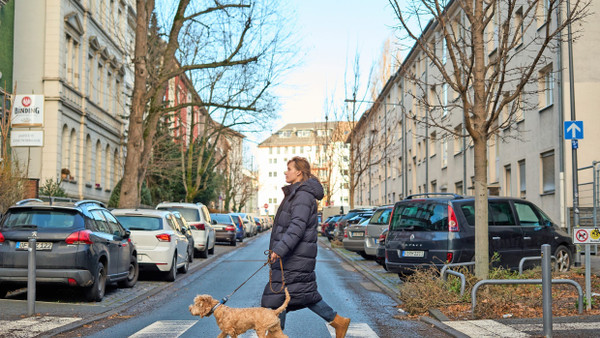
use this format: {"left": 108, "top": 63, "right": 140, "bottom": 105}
{"left": 385, "top": 194, "right": 574, "bottom": 277}
{"left": 0, "top": 199, "right": 139, "bottom": 301}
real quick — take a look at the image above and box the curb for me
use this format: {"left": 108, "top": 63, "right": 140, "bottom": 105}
{"left": 37, "top": 233, "right": 264, "bottom": 338}
{"left": 419, "top": 316, "right": 470, "bottom": 338}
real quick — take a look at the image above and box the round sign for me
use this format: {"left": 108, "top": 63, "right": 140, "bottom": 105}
{"left": 21, "top": 96, "right": 32, "bottom": 107}
{"left": 264, "top": 203, "right": 269, "bottom": 209}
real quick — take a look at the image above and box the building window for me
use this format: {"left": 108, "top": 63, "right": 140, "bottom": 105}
{"left": 429, "top": 132, "right": 436, "bottom": 157}
{"left": 442, "top": 83, "right": 449, "bottom": 116}
{"left": 516, "top": 7, "right": 524, "bottom": 46}
{"left": 431, "top": 180, "right": 437, "bottom": 193}
{"left": 441, "top": 138, "right": 448, "bottom": 168}
{"left": 277, "top": 147, "right": 280, "bottom": 154}
{"left": 454, "top": 124, "right": 462, "bottom": 155}
{"left": 504, "top": 165, "right": 512, "bottom": 197}
{"left": 541, "top": 150, "right": 555, "bottom": 193}
{"left": 455, "top": 181, "right": 463, "bottom": 194}
{"left": 269, "top": 198, "right": 272, "bottom": 203}
{"left": 269, "top": 148, "right": 273, "bottom": 155}
{"left": 518, "top": 160, "right": 526, "bottom": 198}
{"left": 269, "top": 172, "right": 272, "bottom": 177}
{"left": 539, "top": 65, "right": 554, "bottom": 108}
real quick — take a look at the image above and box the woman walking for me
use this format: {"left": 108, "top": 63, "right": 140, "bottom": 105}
{"left": 261, "top": 156, "right": 351, "bottom": 338}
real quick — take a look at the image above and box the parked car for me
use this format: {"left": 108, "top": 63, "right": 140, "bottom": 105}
{"left": 333, "top": 208, "right": 374, "bottom": 241}
{"left": 320, "top": 216, "right": 334, "bottom": 235}
{"left": 323, "top": 214, "right": 342, "bottom": 241}
{"left": 230, "top": 214, "right": 245, "bottom": 242}
{"left": 254, "top": 217, "right": 263, "bottom": 233}
{"left": 364, "top": 205, "right": 394, "bottom": 257}
{"left": 342, "top": 217, "right": 371, "bottom": 257}
{"left": 230, "top": 213, "right": 256, "bottom": 237}
{"left": 375, "top": 228, "right": 388, "bottom": 268}
{"left": 210, "top": 213, "right": 239, "bottom": 246}
{"left": 0, "top": 199, "right": 139, "bottom": 301}
{"left": 112, "top": 209, "right": 190, "bottom": 281}
{"left": 155, "top": 202, "right": 215, "bottom": 258}
{"left": 385, "top": 193, "right": 575, "bottom": 277}
{"left": 170, "top": 211, "right": 195, "bottom": 263}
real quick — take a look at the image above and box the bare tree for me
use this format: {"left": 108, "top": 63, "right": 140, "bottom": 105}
{"left": 389, "top": 0, "right": 590, "bottom": 278}
{"left": 119, "top": 0, "right": 294, "bottom": 208}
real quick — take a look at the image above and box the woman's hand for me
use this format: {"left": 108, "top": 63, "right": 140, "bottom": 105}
{"left": 269, "top": 251, "right": 280, "bottom": 263}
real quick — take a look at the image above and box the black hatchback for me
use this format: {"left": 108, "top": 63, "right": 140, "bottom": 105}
{"left": 0, "top": 199, "right": 139, "bottom": 301}
{"left": 385, "top": 194, "right": 574, "bottom": 276}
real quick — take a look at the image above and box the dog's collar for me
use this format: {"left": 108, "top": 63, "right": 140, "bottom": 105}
{"left": 206, "top": 297, "right": 228, "bottom": 317}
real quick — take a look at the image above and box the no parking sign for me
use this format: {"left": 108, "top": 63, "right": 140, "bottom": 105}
{"left": 573, "top": 228, "right": 600, "bottom": 244}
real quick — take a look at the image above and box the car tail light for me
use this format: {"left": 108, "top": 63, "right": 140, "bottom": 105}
{"left": 447, "top": 252, "right": 454, "bottom": 263}
{"left": 0, "top": 232, "right": 4, "bottom": 242}
{"left": 156, "top": 233, "right": 171, "bottom": 242}
{"left": 225, "top": 225, "right": 235, "bottom": 232}
{"left": 65, "top": 230, "right": 93, "bottom": 244}
{"left": 68, "top": 278, "right": 77, "bottom": 286}
{"left": 344, "top": 228, "right": 348, "bottom": 238}
{"left": 378, "top": 232, "right": 386, "bottom": 244}
{"left": 194, "top": 223, "right": 206, "bottom": 230}
{"left": 448, "top": 205, "right": 459, "bottom": 232}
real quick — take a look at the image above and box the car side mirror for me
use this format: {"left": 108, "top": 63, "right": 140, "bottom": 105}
{"left": 123, "top": 230, "right": 131, "bottom": 239}
{"left": 211, "top": 219, "right": 217, "bottom": 225}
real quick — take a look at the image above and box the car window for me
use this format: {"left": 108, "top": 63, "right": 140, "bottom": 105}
{"left": 91, "top": 210, "right": 110, "bottom": 233}
{"left": 116, "top": 215, "right": 163, "bottom": 231}
{"left": 165, "top": 214, "right": 180, "bottom": 232}
{"left": 103, "top": 211, "right": 125, "bottom": 237}
{"left": 390, "top": 202, "right": 448, "bottom": 231}
{"left": 458, "top": 201, "right": 515, "bottom": 226}
{"left": 370, "top": 208, "right": 392, "bottom": 225}
{"left": 2, "top": 209, "right": 79, "bottom": 229}
{"left": 211, "top": 214, "right": 234, "bottom": 225}
{"left": 514, "top": 202, "right": 541, "bottom": 226}
{"left": 201, "top": 206, "right": 211, "bottom": 223}
{"left": 159, "top": 207, "right": 200, "bottom": 222}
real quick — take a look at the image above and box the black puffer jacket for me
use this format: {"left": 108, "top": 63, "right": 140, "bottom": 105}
{"left": 261, "top": 177, "right": 324, "bottom": 311}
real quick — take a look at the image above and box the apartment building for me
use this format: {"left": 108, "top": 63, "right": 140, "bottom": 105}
{"left": 11, "top": 0, "right": 136, "bottom": 201}
{"left": 257, "top": 122, "right": 350, "bottom": 216}
{"left": 352, "top": 0, "right": 600, "bottom": 227}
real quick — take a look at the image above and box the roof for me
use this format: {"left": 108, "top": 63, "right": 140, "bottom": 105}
{"left": 111, "top": 209, "right": 172, "bottom": 217}
{"left": 258, "top": 121, "right": 350, "bottom": 147}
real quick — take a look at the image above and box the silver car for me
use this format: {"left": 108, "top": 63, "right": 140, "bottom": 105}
{"left": 364, "top": 205, "right": 393, "bottom": 257}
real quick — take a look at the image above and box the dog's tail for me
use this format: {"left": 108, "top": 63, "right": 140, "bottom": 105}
{"left": 274, "top": 287, "right": 290, "bottom": 315}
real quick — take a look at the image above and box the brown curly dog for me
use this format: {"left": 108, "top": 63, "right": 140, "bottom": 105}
{"left": 189, "top": 288, "right": 290, "bottom": 338}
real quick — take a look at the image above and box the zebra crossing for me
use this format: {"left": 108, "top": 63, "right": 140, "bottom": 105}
{"left": 0, "top": 316, "right": 81, "bottom": 338}
{"left": 125, "top": 320, "right": 379, "bottom": 338}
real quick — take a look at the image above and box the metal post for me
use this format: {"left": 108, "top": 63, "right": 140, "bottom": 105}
{"left": 542, "top": 244, "right": 552, "bottom": 337}
{"left": 566, "top": 0, "right": 580, "bottom": 267}
{"left": 27, "top": 238, "right": 36, "bottom": 316}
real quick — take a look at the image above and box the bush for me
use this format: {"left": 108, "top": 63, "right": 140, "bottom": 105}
{"left": 39, "top": 178, "right": 67, "bottom": 198}
{"left": 0, "top": 162, "right": 27, "bottom": 213}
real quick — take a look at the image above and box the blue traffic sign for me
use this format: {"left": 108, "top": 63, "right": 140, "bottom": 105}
{"left": 564, "top": 121, "right": 583, "bottom": 140}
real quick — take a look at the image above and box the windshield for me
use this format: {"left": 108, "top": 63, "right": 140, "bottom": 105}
{"left": 211, "top": 214, "right": 233, "bottom": 225}
{"left": 2, "top": 209, "right": 80, "bottom": 229}
{"left": 158, "top": 207, "right": 200, "bottom": 222}
{"left": 389, "top": 202, "right": 448, "bottom": 231}
{"left": 116, "top": 216, "right": 162, "bottom": 231}
{"left": 370, "top": 208, "right": 392, "bottom": 225}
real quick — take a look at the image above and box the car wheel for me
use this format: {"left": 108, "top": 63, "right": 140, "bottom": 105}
{"left": 0, "top": 284, "right": 10, "bottom": 298}
{"left": 165, "top": 254, "right": 177, "bottom": 282}
{"left": 555, "top": 245, "right": 572, "bottom": 272}
{"left": 188, "top": 246, "right": 194, "bottom": 263}
{"left": 238, "top": 236, "right": 244, "bottom": 243}
{"left": 208, "top": 241, "right": 215, "bottom": 255}
{"left": 85, "top": 262, "right": 107, "bottom": 302}
{"left": 118, "top": 256, "right": 139, "bottom": 288}
{"left": 178, "top": 255, "right": 189, "bottom": 274}
{"left": 198, "top": 245, "right": 209, "bottom": 258}
{"left": 230, "top": 239, "right": 237, "bottom": 246}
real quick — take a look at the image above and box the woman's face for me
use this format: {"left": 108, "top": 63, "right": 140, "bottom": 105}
{"left": 285, "top": 161, "right": 302, "bottom": 184}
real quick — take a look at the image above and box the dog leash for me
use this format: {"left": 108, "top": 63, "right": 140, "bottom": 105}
{"left": 206, "top": 250, "right": 285, "bottom": 317}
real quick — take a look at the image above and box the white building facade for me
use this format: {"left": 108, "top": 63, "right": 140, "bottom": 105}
{"left": 257, "top": 122, "right": 350, "bottom": 216}
{"left": 12, "top": 0, "right": 135, "bottom": 201}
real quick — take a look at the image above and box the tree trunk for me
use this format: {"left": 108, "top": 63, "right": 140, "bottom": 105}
{"left": 119, "top": 0, "right": 153, "bottom": 208}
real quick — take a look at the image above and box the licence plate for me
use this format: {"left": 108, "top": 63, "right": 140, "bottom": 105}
{"left": 16, "top": 241, "right": 53, "bottom": 251}
{"left": 401, "top": 250, "right": 424, "bottom": 257}
{"left": 351, "top": 232, "right": 364, "bottom": 237}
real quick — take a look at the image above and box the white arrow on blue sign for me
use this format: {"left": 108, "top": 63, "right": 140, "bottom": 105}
{"left": 564, "top": 121, "right": 583, "bottom": 140}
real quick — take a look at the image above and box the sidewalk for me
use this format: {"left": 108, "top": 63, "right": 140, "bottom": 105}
{"left": 323, "top": 237, "right": 600, "bottom": 338}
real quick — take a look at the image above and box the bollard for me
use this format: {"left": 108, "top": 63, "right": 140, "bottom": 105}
{"left": 542, "top": 244, "right": 552, "bottom": 338}
{"left": 27, "top": 238, "right": 36, "bottom": 316}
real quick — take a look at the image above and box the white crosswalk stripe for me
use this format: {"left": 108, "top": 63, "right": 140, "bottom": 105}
{"left": 0, "top": 316, "right": 81, "bottom": 338}
{"left": 326, "top": 323, "right": 379, "bottom": 338}
{"left": 128, "top": 320, "right": 379, "bottom": 338}
{"left": 129, "top": 320, "right": 197, "bottom": 338}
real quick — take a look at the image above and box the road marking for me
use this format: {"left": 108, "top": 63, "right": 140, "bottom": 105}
{"left": 129, "top": 320, "right": 196, "bottom": 338}
{"left": 327, "top": 322, "right": 379, "bottom": 338}
{"left": 444, "top": 319, "right": 530, "bottom": 337}
{"left": 0, "top": 316, "right": 81, "bottom": 338}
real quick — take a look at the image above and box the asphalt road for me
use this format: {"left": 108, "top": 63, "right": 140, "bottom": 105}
{"left": 60, "top": 232, "right": 446, "bottom": 338}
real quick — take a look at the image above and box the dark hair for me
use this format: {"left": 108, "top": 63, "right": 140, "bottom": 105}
{"left": 288, "top": 156, "right": 317, "bottom": 182}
